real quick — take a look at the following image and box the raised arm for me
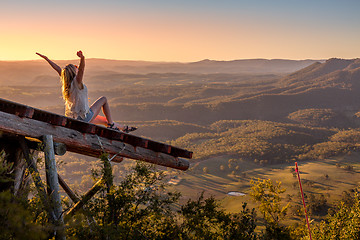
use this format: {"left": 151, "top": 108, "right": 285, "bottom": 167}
{"left": 75, "top": 51, "right": 85, "bottom": 84}
{"left": 36, "top": 52, "right": 62, "bottom": 76}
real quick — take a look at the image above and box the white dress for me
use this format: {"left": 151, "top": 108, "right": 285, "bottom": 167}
{"left": 64, "top": 78, "right": 90, "bottom": 119}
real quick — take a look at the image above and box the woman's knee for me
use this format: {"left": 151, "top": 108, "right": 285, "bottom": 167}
{"left": 90, "top": 96, "right": 107, "bottom": 110}
{"left": 98, "top": 96, "right": 107, "bottom": 105}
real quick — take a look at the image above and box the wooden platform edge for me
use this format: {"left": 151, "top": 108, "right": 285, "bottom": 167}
{"left": 0, "top": 111, "right": 189, "bottom": 171}
{"left": 0, "top": 98, "right": 193, "bottom": 159}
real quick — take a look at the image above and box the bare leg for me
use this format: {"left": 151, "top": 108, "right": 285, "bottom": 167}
{"left": 89, "top": 97, "right": 125, "bottom": 129}
{"left": 90, "top": 115, "right": 107, "bottom": 126}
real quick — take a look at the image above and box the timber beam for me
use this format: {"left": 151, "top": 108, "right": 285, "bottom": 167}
{"left": 0, "top": 98, "right": 192, "bottom": 159}
{"left": 0, "top": 111, "right": 189, "bottom": 170}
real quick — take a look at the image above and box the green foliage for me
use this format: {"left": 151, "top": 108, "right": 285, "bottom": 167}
{"left": 172, "top": 119, "right": 360, "bottom": 167}
{"left": 250, "top": 178, "right": 290, "bottom": 225}
{"left": 261, "top": 223, "right": 292, "bottom": 240}
{"left": 298, "top": 141, "right": 356, "bottom": 161}
{"left": 0, "top": 150, "right": 47, "bottom": 240}
{"left": 0, "top": 190, "right": 47, "bottom": 240}
{"left": 171, "top": 120, "right": 340, "bottom": 163}
{"left": 180, "top": 194, "right": 257, "bottom": 240}
{"left": 307, "top": 193, "right": 329, "bottom": 216}
{"left": 288, "top": 108, "right": 337, "bottom": 126}
{"left": 66, "top": 161, "right": 259, "bottom": 240}
{"left": 330, "top": 129, "right": 360, "bottom": 143}
{"left": 250, "top": 178, "right": 292, "bottom": 239}
{"left": 312, "top": 190, "right": 360, "bottom": 240}
{"left": 0, "top": 149, "right": 261, "bottom": 240}
{"left": 67, "top": 161, "right": 181, "bottom": 239}
{"left": 0, "top": 150, "right": 14, "bottom": 190}
{"left": 6, "top": 147, "right": 360, "bottom": 239}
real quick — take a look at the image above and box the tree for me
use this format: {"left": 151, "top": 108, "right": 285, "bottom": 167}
{"left": 0, "top": 150, "right": 46, "bottom": 240}
{"left": 67, "top": 160, "right": 259, "bottom": 240}
{"left": 67, "top": 160, "right": 181, "bottom": 239}
{"left": 180, "top": 192, "right": 257, "bottom": 240}
{"left": 312, "top": 189, "right": 360, "bottom": 240}
{"left": 250, "top": 178, "right": 291, "bottom": 239}
{"left": 308, "top": 193, "right": 328, "bottom": 216}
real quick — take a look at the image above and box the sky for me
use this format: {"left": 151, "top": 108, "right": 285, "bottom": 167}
{"left": 1, "top": 0, "right": 360, "bottom": 62}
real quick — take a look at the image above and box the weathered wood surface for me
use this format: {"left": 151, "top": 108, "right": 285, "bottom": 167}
{"left": 25, "top": 137, "right": 67, "bottom": 156}
{"left": 0, "top": 110, "right": 189, "bottom": 170}
{"left": 43, "top": 135, "right": 65, "bottom": 240}
{"left": 58, "top": 174, "right": 80, "bottom": 203}
{"left": 0, "top": 98, "right": 192, "bottom": 159}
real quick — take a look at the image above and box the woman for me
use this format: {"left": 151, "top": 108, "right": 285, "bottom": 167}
{"left": 36, "top": 51, "right": 136, "bottom": 133}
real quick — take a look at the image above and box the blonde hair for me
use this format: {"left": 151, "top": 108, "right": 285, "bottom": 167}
{"left": 60, "top": 64, "right": 77, "bottom": 101}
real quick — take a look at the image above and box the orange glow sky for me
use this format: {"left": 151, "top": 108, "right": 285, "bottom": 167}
{"left": 1, "top": 0, "right": 360, "bottom": 62}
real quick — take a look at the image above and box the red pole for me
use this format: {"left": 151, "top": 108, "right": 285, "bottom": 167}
{"left": 295, "top": 162, "right": 312, "bottom": 240}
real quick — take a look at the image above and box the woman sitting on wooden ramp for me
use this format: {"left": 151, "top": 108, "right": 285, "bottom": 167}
{"left": 36, "top": 51, "right": 136, "bottom": 133}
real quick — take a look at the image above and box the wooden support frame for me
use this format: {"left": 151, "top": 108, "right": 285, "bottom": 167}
{"left": 64, "top": 178, "right": 106, "bottom": 220}
{"left": 0, "top": 97, "right": 194, "bottom": 239}
{"left": 17, "top": 136, "right": 57, "bottom": 222}
{"left": 0, "top": 135, "right": 29, "bottom": 196}
{"left": 26, "top": 137, "right": 67, "bottom": 156}
{"left": 58, "top": 174, "right": 80, "bottom": 203}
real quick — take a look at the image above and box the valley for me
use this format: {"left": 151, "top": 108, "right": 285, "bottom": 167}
{"left": 2, "top": 57, "right": 360, "bottom": 223}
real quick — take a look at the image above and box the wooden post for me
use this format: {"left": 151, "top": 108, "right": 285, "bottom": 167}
{"left": 43, "top": 135, "right": 65, "bottom": 240}
{"left": 0, "top": 135, "right": 27, "bottom": 195}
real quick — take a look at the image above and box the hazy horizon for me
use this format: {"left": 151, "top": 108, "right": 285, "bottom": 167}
{"left": 0, "top": 57, "right": 330, "bottom": 63}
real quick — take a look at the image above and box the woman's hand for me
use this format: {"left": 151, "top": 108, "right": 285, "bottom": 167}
{"left": 77, "top": 51, "right": 84, "bottom": 58}
{"left": 36, "top": 52, "right": 48, "bottom": 60}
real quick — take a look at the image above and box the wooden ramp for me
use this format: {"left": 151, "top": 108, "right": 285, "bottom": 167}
{"left": 0, "top": 98, "right": 192, "bottom": 170}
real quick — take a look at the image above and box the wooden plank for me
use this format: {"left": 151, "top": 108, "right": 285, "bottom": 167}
{"left": 0, "top": 98, "right": 34, "bottom": 118}
{"left": 0, "top": 111, "right": 189, "bottom": 170}
{"left": 0, "top": 98, "right": 193, "bottom": 159}
{"left": 66, "top": 118, "right": 97, "bottom": 134}
{"left": 32, "top": 109, "right": 67, "bottom": 126}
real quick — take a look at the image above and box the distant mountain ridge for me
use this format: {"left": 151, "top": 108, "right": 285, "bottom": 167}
{"left": 0, "top": 58, "right": 321, "bottom": 86}
{"left": 101, "top": 57, "right": 360, "bottom": 128}
{"left": 280, "top": 58, "right": 360, "bottom": 91}
{"left": 89, "top": 58, "right": 321, "bottom": 74}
